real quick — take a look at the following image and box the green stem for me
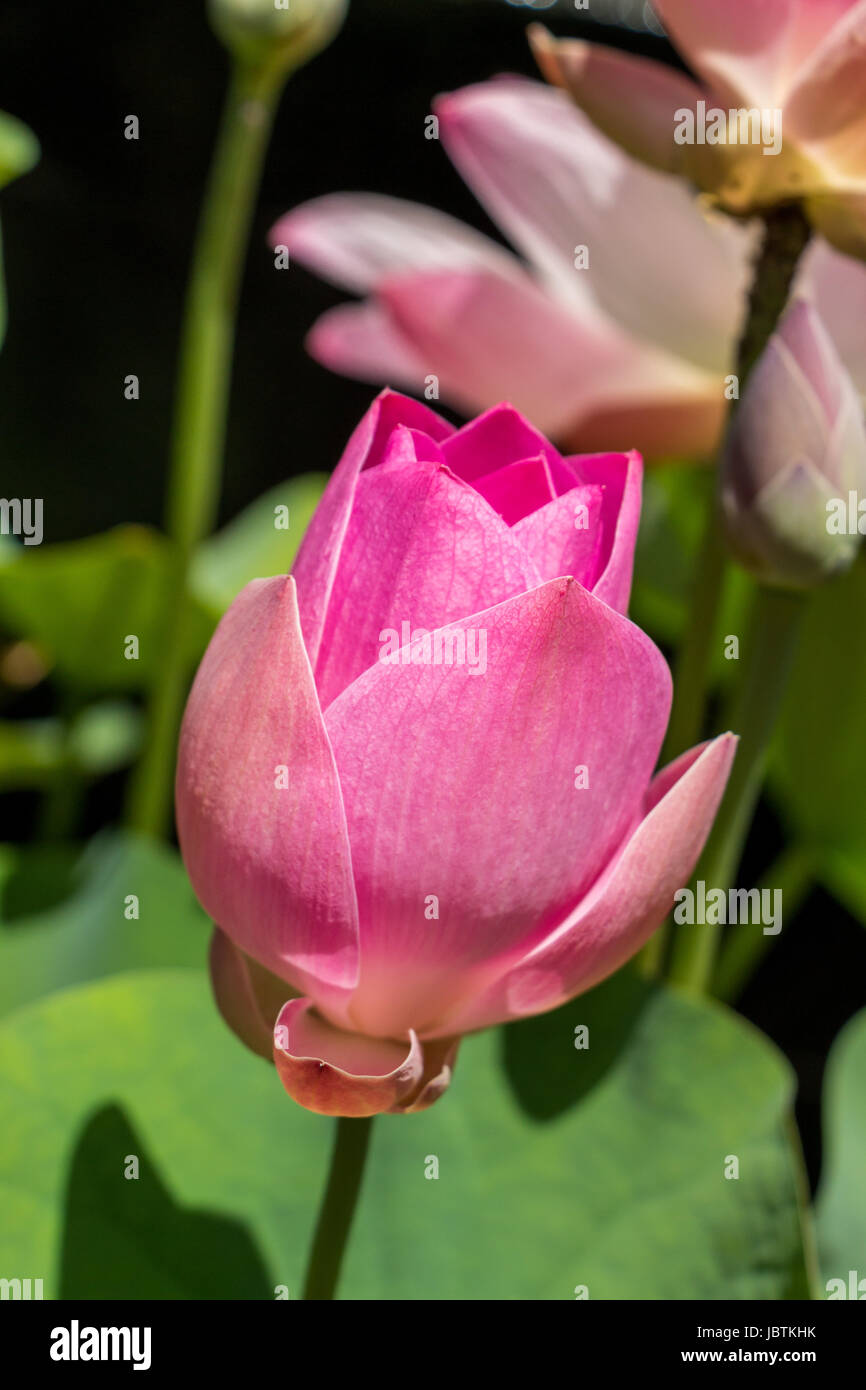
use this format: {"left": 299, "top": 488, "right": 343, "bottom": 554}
{"left": 662, "top": 203, "right": 810, "bottom": 769}
{"left": 659, "top": 204, "right": 811, "bottom": 990}
{"left": 668, "top": 585, "right": 804, "bottom": 992}
{"left": 126, "top": 60, "right": 284, "bottom": 837}
{"left": 713, "top": 843, "right": 815, "bottom": 1002}
{"left": 302, "top": 1117, "right": 374, "bottom": 1301}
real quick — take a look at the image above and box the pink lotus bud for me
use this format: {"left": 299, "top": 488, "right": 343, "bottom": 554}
{"left": 721, "top": 300, "right": 866, "bottom": 588}
{"left": 177, "top": 393, "right": 735, "bottom": 1117}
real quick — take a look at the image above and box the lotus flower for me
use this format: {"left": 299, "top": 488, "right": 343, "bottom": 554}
{"left": 532, "top": 1, "right": 866, "bottom": 259}
{"left": 272, "top": 78, "right": 753, "bottom": 460}
{"left": 272, "top": 77, "right": 866, "bottom": 461}
{"left": 176, "top": 393, "right": 735, "bottom": 1117}
{"left": 721, "top": 298, "right": 866, "bottom": 587}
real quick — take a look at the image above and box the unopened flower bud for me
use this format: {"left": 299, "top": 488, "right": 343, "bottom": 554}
{"left": 721, "top": 300, "right": 866, "bottom": 589}
{"left": 208, "top": 0, "right": 348, "bottom": 76}
{"left": 0, "top": 111, "right": 39, "bottom": 192}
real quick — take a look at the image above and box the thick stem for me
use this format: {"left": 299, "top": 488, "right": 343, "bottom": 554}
{"left": 713, "top": 843, "right": 815, "bottom": 1002}
{"left": 126, "top": 61, "right": 283, "bottom": 837}
{"left": 660, "top": 205, "right": 811, "bottom": 991}
{"left": 302, "top": 1117, "right": 374, "bottom": 1301}
{"left": 668, "top": 585, "right": 804, "bottom": 993}
{"left": 662, "top": 203, "right": 810, "bottom": 770}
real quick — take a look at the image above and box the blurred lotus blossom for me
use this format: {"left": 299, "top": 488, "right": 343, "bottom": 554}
{"left": 532, "top": 1, "right": 866, "bottom": 259}
{"left": 273, "top": 78, "right": 866, "bottom": 460}
{"left": 176, "top": 392, "right": 735, "bottom": 1117}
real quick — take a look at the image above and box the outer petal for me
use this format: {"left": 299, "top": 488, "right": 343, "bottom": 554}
{"left": 209, "top": 927, "right": 299, "bottom": 1060}
{"left": 324, "top": 578, "right": 672, "bottom": 1039}
{"left": 435, "top": 735, "right": 737, "bottom": 1037}
{"left": 291, "top": 390, "right": 454, "bottom": 667}
{"left": 436, "top": 78, "right": 750, "bottom": 376}
{"left": 273, "top": 998, "right": 425, "bottom": 1117}
{"left": 378, "top": 265, "right": 667, "bottom": 441}
{"left": 270, "top": 192, "right": 515, "bottom": 293}
{"left": 176, "top": 575, "right": 359, "bottom": 1008}
{"left": 313, "top": 447, "right": 540, "bottom": 710}
{"left": 529, "top": 24, "right": 703, "bottom": 174}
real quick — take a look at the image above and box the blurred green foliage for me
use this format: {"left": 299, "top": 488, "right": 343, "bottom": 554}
{"left": 816, "top": 1008, "right": 866, "bottom": 1290}
{"left": 771, "top": 555, "right": 866, "bottom": 927}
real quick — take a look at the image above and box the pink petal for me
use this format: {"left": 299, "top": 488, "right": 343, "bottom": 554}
{"left": 437, "top": 734, "right": 737, "bottom": 1036}
{"left": 799, "top": 237, "right": 866, "bottom": 398}
{"left": 291, "top": 390, "right": 454, "bottom": 667}
{"left": 312, "top": 447, "right": 539, "bottom": 710}
{"left": 529, "top": 24, "right": 703, "bottom": 174}
{"left": 270, "top": 192, "right": 512, "bottom": 293}
{"left": 325, "top": 579, "right": 672, "bottom": 1039}
{"left": 441, "top": 401, "right": 564, "bottom": 484}
{"left": 273, "top": 998, "right": 429, "bottom": 1117}
{"left": 379, "top": 265, "right": 668, "bottom": 441}
{"left": 568, "top": 450, "right": 643, "bottom": 613}
{"left": 511, "top": 484, "right": 605, "bottom": 592}
{"left": 472, "top": 455, "right": 557, "bottom": 525}
{"left": 786, "top": 2, "right": 866, "bottom": 173}
{"left": 654, "top": 0, "right": 799, "bottom": 105}
{"left": 209, "top": 928, "right": 299, "bottom": 1060}
{"left": 176, "top": 576, "right": 359, "bottom": 1008}
{"left": 436, "top": 78, "right": 750, "bottom": 375}
{"left": 306, "top": 300, "right": 431, "bottom": 395}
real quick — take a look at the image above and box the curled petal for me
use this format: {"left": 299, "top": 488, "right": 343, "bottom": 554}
{"left": 273, "top": 999, "right": 429, "bottom": 1117}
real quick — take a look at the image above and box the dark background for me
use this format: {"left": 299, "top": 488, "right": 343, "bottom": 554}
{"left": 0, "top": 0, "right": 863, "bottom": 1192}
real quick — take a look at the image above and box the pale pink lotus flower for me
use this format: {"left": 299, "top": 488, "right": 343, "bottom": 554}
{"left": 176, "top": 393, "right": 735, "bottom": 1117}
{"left": 272, "top": 78, "right": 754, "bottom": 460}
{"left": 532, "top": 1, "right": 866, "bottom": 259}
{"left": 272, "top": 77, "right": 866, "bottom": 461}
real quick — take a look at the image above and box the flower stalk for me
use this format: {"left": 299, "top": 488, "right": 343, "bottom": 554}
{"left": 658, "top": 204, "right": 811, "bottom": 988}
{"left": 127, "top": 59, "right": 284, "bottom": 836}
{"left": 302, "top": 1116, "right": 374, "bottom": 1300}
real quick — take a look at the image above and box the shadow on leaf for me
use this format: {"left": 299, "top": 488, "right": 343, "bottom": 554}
{"left": 501, "top": 968, "right": 654, "bottom": 1121}
{"left": 59, "top": 1103, "right": 273, "bottom": 1299}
